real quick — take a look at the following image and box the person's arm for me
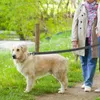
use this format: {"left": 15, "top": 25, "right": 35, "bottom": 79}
{"left": 72, "top": 4, "right": 82, "bottom": 48}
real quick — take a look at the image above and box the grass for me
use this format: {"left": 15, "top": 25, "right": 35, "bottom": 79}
{"left": 0, "top": 32, "right": 83, "bottom": 100}
{"left": 96, "top": 98, "right": 100, "bottom": 100}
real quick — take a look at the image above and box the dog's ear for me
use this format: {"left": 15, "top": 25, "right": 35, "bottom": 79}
{"left": 21, "top": 44, "right": 28, "bottom": 52}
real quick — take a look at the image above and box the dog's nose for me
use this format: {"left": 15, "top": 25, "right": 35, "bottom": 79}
{"left": 12, "top": 55, "right": 16, "bottom": 59}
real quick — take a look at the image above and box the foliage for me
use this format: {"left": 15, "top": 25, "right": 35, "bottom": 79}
{"left": 0, "top": 0, "right": 100, "bottom": 40}
{"left": 0, "top": 0, "right": 75, "bottom": 40}
{"left": 96, "top": 98, "right": 100, "bottom": 100}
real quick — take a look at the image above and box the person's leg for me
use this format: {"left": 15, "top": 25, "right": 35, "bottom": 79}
{"left": 85, "top": 48, "right": 97, "bottom": 87}
{"left": 80, "top": 38, "right": 89, "bottom": 88}
{"left": 94, "top": 37, "right": 100, "bottom": 93}
{"left": 80, "top": 56, "right": 88, "bottom": 83}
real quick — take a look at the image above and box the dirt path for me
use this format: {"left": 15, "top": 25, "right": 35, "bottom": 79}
{"left": 36, "top": 74, "right": 100, "bottom": 100}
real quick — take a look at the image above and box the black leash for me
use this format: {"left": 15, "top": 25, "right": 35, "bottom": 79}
{"left": 31, "top": 43, "right": 100, "bottom": 72}
{"left": 33, "top": 43, "right": 100, "bottom": 55}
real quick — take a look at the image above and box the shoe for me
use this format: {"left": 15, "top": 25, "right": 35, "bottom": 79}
{"left": 81, "top": 84, "right": 85, "bottom": 89}
{"left": 95, "top": 88, "right": 100, "bottom": 93}
{"left": 84, "top": 86, "right": 91, "bottom": 92}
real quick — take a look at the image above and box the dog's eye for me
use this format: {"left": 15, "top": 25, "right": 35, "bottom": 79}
{"left": 16, "top": 49, "right": 20, "bottom": 52}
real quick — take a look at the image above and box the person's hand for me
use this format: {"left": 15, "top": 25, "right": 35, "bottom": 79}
{"left": 97, "top": 33, "right": 100, "bottom": 37}
{"left": 72, "top": 41, "right": 78, "bottom": 48}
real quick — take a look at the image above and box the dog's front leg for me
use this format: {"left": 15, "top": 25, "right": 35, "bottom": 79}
{"left": 24, "top": 76, "right": 34, "bottom": 93}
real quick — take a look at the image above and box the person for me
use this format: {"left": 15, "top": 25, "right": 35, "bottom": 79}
{"left": 94, "top": 1, "right": 100, "bottom": 93}
{"left": 72, "top": 0, "right": 100, "bottom": 92}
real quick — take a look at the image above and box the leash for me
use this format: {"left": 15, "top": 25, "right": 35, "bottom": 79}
{"left": 31, "top": 43, "right": 100, "bottom": 71}
{"left": 33, "top": 43, "right": 100, "bottom": 55}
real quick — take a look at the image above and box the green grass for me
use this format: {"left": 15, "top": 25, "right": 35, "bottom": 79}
{"left": 96, "top": 98, "right": 100, "bottom": 100}
{"left": 0, "top": 32, "right": 83, "bottom": 100}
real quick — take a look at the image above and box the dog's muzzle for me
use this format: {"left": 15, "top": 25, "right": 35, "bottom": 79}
{"left": 12, "top": 55, "right": 16, "bottom": 59}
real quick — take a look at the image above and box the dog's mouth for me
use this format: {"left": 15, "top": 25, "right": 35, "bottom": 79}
{"left": 12, "top": 55, "right": 17, "bottom": 59}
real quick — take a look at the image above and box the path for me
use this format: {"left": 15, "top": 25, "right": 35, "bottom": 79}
{"left": 36, "top": 74, "right": 100, "bottom": 100}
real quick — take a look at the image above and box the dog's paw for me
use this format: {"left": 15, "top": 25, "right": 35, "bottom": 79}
{"left": 58, "top": 89, "right": 65, "bottom": 94}
{"left": 58, "top": 88, "right": 62, "bottom": 91}
{"left": 24, "top": 90, "right": 30, "bottom": 93}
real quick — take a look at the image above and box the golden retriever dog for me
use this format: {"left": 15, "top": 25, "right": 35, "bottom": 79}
{"left": 12, "top": 44, "right": 68, "bottom": 93}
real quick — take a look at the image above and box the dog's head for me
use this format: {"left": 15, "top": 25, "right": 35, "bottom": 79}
{"left": 12, "top": 44, "right": 28, "bottom": 60}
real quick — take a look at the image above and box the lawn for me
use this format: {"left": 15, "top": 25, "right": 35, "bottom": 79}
{"left": 0, "top": 31, "right": 83, "bottom": 100}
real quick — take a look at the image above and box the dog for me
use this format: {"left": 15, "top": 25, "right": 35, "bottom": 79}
{"left": 12, "top": 44, "right": 68, "bottom": 93}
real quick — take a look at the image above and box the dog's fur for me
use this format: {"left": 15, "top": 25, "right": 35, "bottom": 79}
{"left": 12, "top": 44, "right": 68, "bottom": 93}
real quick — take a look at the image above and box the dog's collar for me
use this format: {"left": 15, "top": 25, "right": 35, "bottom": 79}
{"left": 29, "top": 52, "right": 35, "bottom": 55}
{"left": 18, "top": 52, "right": 34, "bottom": 63}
